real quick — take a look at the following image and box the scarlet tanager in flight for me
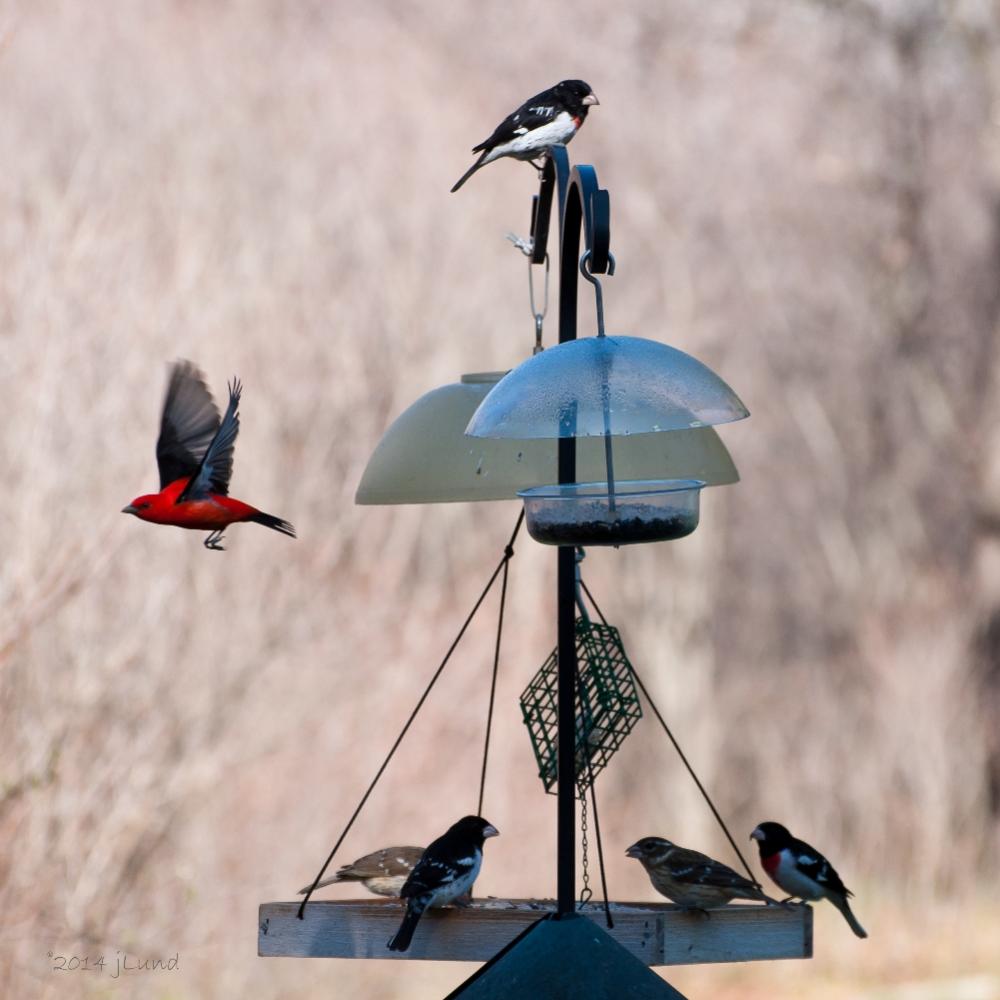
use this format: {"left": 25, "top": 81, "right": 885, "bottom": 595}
{"left": 122, "top": 361, "right": 295, "bottom": 551}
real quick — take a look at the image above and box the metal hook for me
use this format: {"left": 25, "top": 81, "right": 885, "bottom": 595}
{"left": 579, "top": 250, "right": 616, "bottom": 338}
{"left": 508, "top": 234, "right": 550, "bottom": 354}
{"left": 574, "top": 547, "right": 590, "bottom": 623}
{"left": 579, "top": 251, "right": 618, "bottom": 513}
{"left": 529, "top": 252, "right": 549, "bottom": 354}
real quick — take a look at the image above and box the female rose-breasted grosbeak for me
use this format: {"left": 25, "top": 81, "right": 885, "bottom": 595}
{"left": 386, "top": 815, "right": 499, "bottom": 952}
{"left": 750, "top": 821, "right": 868, "bottom": 938}
{"left": 626, "top": 837, "right": 775, "bottom": 912}
{"left": 298, "top": 846, "right": 424, "bottom": 898}
{"left": 451, "top": 80, "right": 599, "bottom": 192}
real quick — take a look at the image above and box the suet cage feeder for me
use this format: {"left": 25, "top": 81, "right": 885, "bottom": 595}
{"left": 520, "top": 618, "right": 642, "bottom": 792}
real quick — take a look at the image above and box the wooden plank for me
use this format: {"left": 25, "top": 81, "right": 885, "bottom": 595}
{"left": 258, "top": 898, "right": 812, "bottom": 967}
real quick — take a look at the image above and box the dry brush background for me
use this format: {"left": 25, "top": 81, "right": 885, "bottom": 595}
{"left": 2, "top": 1, "right": 1000, "bottom": 998}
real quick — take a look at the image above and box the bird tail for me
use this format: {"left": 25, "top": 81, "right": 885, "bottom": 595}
{"left": 830, "top": 894, "right": 868, "bottom": 938}
{"left": 450, "top": 152, "right": 488, "bottom": 193}
{"left": 248, "top": 512, "right": 296, "bottom": 538}
{"left": 297, "top": 874, "right": 341, "bottom": 894}
{"left": 387, "top": 904, "right": 421, "bottom": 952}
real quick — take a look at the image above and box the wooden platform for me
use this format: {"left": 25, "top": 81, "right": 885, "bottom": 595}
{"left": 258, "top": 898, "right": 812, "bottom": 966}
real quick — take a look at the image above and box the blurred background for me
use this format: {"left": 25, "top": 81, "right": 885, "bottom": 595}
{"left": 2, "top": 1, "right": 1000, "bottom": 997}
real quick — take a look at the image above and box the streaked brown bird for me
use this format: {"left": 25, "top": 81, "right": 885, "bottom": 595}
{"left": 299, "top": 846, "right": 424, "bottom": 898}
{"left": 626, "top": 836, "right": 775, "bottom": 913}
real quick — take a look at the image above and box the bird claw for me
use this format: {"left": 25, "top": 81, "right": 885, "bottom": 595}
{"left": 204, "top": 531, "right": 226, "bottom": 551}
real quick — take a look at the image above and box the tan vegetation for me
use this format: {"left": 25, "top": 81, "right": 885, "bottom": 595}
{"left": 2, "top": 1, "right": 1000, "bottom": 997}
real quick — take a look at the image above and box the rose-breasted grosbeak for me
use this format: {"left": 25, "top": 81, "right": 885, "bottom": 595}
{"left": 626, "top": 836, "right": 776, "bottom": 913}
{"left": 750, "top": 821, "right": 867, "bottom": 938}
{"left": 450, "top": 80, "right": 599, "bottom": 192}
{"left": 297, "top": 846, "right": 424, "bottom": 897}
{"left": 386, "top": 815, "right": 499, "bottom": 952}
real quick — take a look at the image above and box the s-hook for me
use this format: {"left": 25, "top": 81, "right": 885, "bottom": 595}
{"left": 579, "top": 249, "right": 616, "bottom": 339}
{"left": 579, "top": 249, "right": 619, "bottom": 511}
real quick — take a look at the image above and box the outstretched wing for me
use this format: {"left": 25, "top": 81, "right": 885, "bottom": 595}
{"left": 156, "top": 361, "right": 221, "bottom": 489}
{"left": 177, "top": 377, "right": 241, "bottom": 502}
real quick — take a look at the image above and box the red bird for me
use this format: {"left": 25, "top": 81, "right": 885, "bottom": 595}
{"left": 122, "top": 361, "right": 295, "bottom": 551}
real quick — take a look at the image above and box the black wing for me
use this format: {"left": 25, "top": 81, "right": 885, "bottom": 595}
{"left": 473, "top": 89, "right": 562, "bottom": 152}
{"left": 156, "top": 361, "right": 221, "bottom": 489}
{"left": 399, "top": 827, "right": 480, "bottom": 899}
{"left": 177, "top": 378, "right": 241, "bottom": 502}
{"left": 790, "top": 838, "right": 852, "bottom": 897}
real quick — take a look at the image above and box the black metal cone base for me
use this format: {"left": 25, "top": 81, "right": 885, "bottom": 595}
{"left": 443, "top": 912, "right": 688, "bottom": 999}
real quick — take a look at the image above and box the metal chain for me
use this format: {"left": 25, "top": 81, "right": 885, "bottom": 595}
{"left": 579, "top": 788, "right": 593, "bottom": 906}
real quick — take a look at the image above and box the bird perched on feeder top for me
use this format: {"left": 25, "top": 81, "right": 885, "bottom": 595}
{"left": 122, "top": 360, "right": 295, "bottom": 551}
{"left": 750, "top": 821, "right": 868, "bottom": 939}
{"left": 626, "top": 836, "right": 776, "bottom": 913}
{"left": 298, "top": 846, "right": 424, "bottom": 898}
{"left": 450, "top": 79, "right": 599, "bottom": 193}
{"left": 386, "top": 815, "right": 499, "bottom": 952}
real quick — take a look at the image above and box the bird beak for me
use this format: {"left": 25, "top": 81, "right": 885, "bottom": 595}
{"left": 625, "top": 843, "right": 642, "bottom": 859}
{"left": 121, "top": 505, "right": 139, "bottom": 515}
{"left": 750, "top": 829, "right": 762, "bottom": 842}
{"left": 583, "top": 93, "right": 599, "bottom": 107}
{"left": 483, "top": 825, "right": 499, "bottom": 839}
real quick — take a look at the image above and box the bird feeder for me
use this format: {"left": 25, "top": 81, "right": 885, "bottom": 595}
{"left": 465, "top": 262, "right": 747, "bottom": 549}
{"left": 259, "top": 147, "right": 812, "bottom": 997}
{"left": 521, "top": 618, "right": 642, "bottom": 793}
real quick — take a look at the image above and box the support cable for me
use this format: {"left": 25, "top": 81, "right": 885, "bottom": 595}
{"left": 588, "top": 778, "right": 614, "bottom": 928}
{"left": 477, "top": 511, "right": 523, "bottom": 816}
{"left": 298, "top": 513, "right": 524, "bottom": 918}
{"left": 578, "top": 579, "right": 761, "bottom": 888}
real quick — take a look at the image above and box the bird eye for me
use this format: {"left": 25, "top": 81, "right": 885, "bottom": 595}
{"left": 140, "top": 502, "right": 151, "bottom": 510}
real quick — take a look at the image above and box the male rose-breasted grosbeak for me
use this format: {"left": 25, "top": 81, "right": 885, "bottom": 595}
{"left": 386, "top": 815, "right": 499, "bottom": 952}
{"left": 450, "top": 80, "right": 599, "bottom": 192}
{"left": 750, "top": 821, "right": 868, "bottom": 938}
{"left": 297, "top": 846, "right": 424, "bottom": 897}
{"left": 626, "top": 836, "right": 776, "bottom": 913}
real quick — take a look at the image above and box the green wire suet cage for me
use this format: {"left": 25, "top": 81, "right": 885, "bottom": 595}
{"left": 520, "top": 618, "right": 642, "bottom": 793}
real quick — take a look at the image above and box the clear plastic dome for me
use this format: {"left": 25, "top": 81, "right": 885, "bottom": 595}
{"left": 466, "top": 336, "right": 748, "bottom": 439}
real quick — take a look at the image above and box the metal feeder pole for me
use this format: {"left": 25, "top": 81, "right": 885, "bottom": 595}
{"left": 532, "top": 146, "right": 612, "bottom": 915}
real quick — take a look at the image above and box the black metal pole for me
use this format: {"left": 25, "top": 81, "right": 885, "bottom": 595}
{"left": 556, "top": 263, "right": 579, "bottom": 915}
{"left": 553, "top": 147, "right": 578, "bottom": 917}
{"left": 530, "top": 147, "right": 611, "bottom": 917}
{"left": 545, "top": 147, "right": 611, "bottom": 917}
